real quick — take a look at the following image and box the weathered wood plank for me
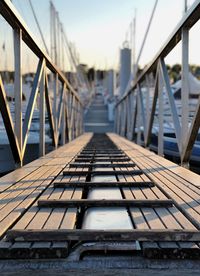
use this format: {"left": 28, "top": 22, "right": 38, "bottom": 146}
{"left": 0, "top": 166, "right": 60, "bottom": 236}
{"left": 0, "top": 134, "right": 92, "bottom": 241}
{"left": 6, "top": 229, "right": 200, "bottom": 242}
{"left": 74, "top": 158, "right": 131, "bottom": 162}
{"left": 82, "top": 149, "right": 123, "bottom": 153}
{"left": 69, "top": 163, "right": 135, "bottom": 168}
{"left": 63, "top": 170, "right": 143, "bottom": 176}
{"left": 78, "top": 154, "right": 127, "bottom": 158}
{"left": 108, "top": 134, "right": 200, "bottom": 229}
{"left": 37, "top": 199, "right": 173, "bottom": 208}
{"left": 53, "top": 181, "right": 154, "bottom": 188}
{"left": 0, "top": 133, "right": 92, "bottom": 193}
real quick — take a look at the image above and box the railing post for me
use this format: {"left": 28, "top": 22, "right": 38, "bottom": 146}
{"left": 75, "top": 99, "right": 78, "bottom": 138}
{"left": 67, "top": 92, "right": 72, "bottom": 141}
{"left": 14, "top": 27, "right": 22, "bottom": 167}
{"left": 126, "top": 94, "right": 131, "bottom": 138}
{"left": 71, "top": 95, "right": 75, "bottom": 140}
{"left": 69, "top": 93, "right": 74, "bottom": 141}
{"left": 116, "top": 105, "right": 120, "bottom": 134}
{"left": 81, "top": 103, "right": 84, "bottom": 135}
{"left": 145, "top": 75, "right": 150, "bottom": 133}
{"left": 120, "top": 101, "right": 126, "bottom": 137}
{"left": 53, "top": 73, "right": 58, "bottom": 148}
{"left": 77, "top": 102, "right": 81, "bottom": 137}
{"left": 39, "top": 64, "right": 45, "bottom": 156}
{"left": 79, "top": 102, "right": 82, "bottom": 136}
{"left": 61, "top": 92, "right": 66, "bottom": 145}
{"left": 130, "top": 93, "right": 137, "bottom": 141}
{"left": 158, "top": 61, "right": 164, "bottom": 156}
{"left": 114, "top": 105, "right": 118, "bottom": 133}
{"left": 181, "top": 27, "right": 189, "bottom": 167}
{"left": 122, "top": 100, "right": 127, "bottom": 137}
{"left": 136, "top": 85, "right": 142, "bottom": 145}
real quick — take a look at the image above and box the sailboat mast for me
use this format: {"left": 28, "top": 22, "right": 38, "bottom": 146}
{"left": 135, "top": 0, "right": 158, "bottom": 72}
{"left": 28, "top": 0, "right": 49, "bottom": 54}
{"left": 184, "top": 0, "right": 188, "bottom": 13}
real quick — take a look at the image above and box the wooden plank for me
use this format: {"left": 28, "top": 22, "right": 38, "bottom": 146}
{"left": 0, "top": 165, "right": 54, "bottom": 221}
{"left": 111, "top": 144, "right": 198, "bottom": 252}
{"left": 3, "top": 168, "right": 85, "bottom": 257}
{"left": 150, "top": 150, "right": 200, "bottom": 188}
{"left": 78, "top": 154, "right": 126, "bottom": 158}
{"left": 0, "top": 166, "right": 39, "bottom": 193}
{"left": 0, "top": 134, "right": 89, "bottom": 257}
{"left": 6, "top": 229, "right": 200, "bottom": 242}
{"left": 74, "top": 158, "right": 131, "bottom": 162}
{"left": 109, "top": 133, "right": 200, "bottom": 188}
{"left": 69, "top": 163, "right": 136, "bottom": 168}
{"left": 54, "top": 181, "right": 154, "bottom": 188}
{"left": 63, "top": 170, "right": 143, "bottom": 176}
{"left": 0, "top": 166, "right": 61, "bottom": 239}
{"left": 59, "top": 169, "right": 85, "bottom": 230}
{"left": 37, "top": 199, "right": 174, "bottom": 208}
{"left": 0, "top": 133, "right": 92, "bottom": 193}
{"left": 108, "top": 134, "right": 200, "bottom": 229}
{"left": 134, "top": 156, "right": 200, "bottom": 228}
{"left": 82, "top": 150, "right": 123, "bottom": 153}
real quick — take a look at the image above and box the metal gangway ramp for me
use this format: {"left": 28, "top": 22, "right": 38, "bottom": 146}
{"left": 1, "top": 0, "right": 200, "bottom": 274}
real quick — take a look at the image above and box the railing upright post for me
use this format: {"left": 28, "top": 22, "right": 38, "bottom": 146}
{"left": 53, "top": 73, "right": 58, "bottom": 148}
{"left": 81, "top": 103, "right": 84, "bottom": 135}
{"left": 39, "top": 64, "right": 45, "bottom": 156}
{"left": 181, "top": 27, "right": 189, "bottom": 167}
{"left": 116, "top": 105, "right": 120, "bottom": 134}
{"left": 114, "top": 105, "right": 117, "bottom": 133}
{"left": 70, "top": 94, "right": 75, "bottom": 141}
{"left": 130, "top": 93, "right": 137, "bottom": 141}
{"left": 14, "top": 27, "right": 22, "bottom": 167}
{"left": 136, "top": 85, "right": 142, "bottom": 145}
{"left": 158, "top": 62, "right": 164, "bottom": 156}
{"left": 61, "top": 91, "right": 66, "bottom": 145}
{"left": 67, "top": 92, "right": 72, "bottom": 141}
{"left": 74, "top": 100, "right": 78, "bottom": 138}
{"left": 126, "top": 94, "right": 131, "bottom": 138}
{"left": 77, "top": 102, "right": 81, "bottom": 137}
{"left": 122, "top": 100, "right": 127, "bottom": 137}
{"left": 120, "top": 101, "right": 126, "bottom": 137}
{"left": 145, "top": 75, "right": 150, "bottom": 134}
{"left": 78, "top": 101, "right": 82, "bottom": 136}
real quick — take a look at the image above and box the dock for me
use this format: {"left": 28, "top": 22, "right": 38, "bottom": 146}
{"left": 0, "top": 133, "right": 200, "bottom": 262}
{"left": 1, "top": 0, "right": 200, "bottom": 274}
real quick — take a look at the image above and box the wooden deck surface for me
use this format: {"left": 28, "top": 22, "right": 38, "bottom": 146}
{"left": 0, "top": 133, "right": 200, "bottom": 259}
{"left": 0, "top": 133, "right": 92, "bottom": 258}
{"left": 108, "top": 133, "right": 200, "bottom": 257}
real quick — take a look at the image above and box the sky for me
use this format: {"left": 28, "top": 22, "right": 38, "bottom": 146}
{"left": 0, "top": 0, "right": 199, "bottom": 72}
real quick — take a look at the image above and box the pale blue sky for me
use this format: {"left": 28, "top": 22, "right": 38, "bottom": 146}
{"left": 0, "top": 0, "right": 198, "bottom": 72}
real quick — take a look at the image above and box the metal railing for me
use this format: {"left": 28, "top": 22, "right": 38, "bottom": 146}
{"left": 0, "top": 0, "right": 83, "bottom": 168}
{"left": 115, "top": 0, "right": 200, "bottom": 166}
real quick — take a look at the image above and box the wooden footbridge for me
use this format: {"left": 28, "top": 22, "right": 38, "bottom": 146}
{"left": 1, "top": 0, "right": 200, "bottom": 273}
{"left": 1, "top": 132, "right": 200, "bottom": 261}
